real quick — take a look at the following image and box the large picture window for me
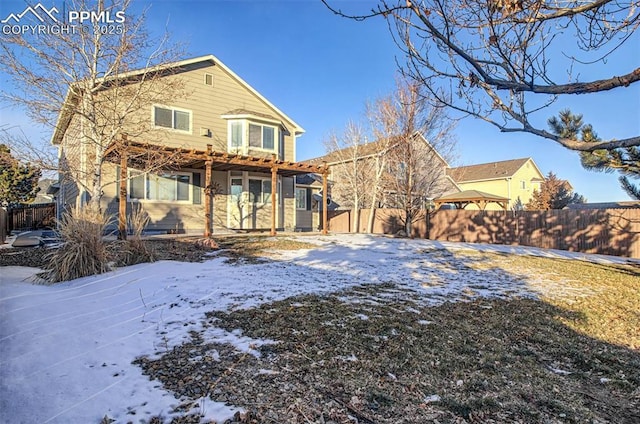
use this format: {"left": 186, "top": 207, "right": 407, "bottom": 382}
{"left": 129, "top": 171, "right": 192, "bottom": 202}
{"left": 153, "top": 106, "right": 191, "bottom": 132}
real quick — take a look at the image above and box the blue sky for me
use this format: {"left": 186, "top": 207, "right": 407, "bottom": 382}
{"left": 1, "top": 0, "right": 639, "bottom": 201}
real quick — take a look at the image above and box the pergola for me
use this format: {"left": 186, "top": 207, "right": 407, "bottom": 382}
{"left": 434, "top": 190, "right": 510, "bottom": 211}
{"left": 104, "top": 138, "right": 329, "bottom": 239}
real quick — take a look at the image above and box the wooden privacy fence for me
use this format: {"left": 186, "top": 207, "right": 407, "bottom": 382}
{"left": 6, "top": 203, "right": 57, "bottom": 233}
{"left": 328, "top": 208, "right": 640, "bottom": 259}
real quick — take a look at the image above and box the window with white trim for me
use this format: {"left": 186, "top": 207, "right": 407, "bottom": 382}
{"left": 230, "top": 122, "right": 243, "bottom": 149}
{"left": 249, "top": 123, "right": 275, "bottom": 150}
{"left": 248, "top": 179, "right": 272, "bottom": 203}
{"left": 520, "top": 180, "right": 526, "bottom": 189}
{"left": 296, "top": 187, "right": 307, "bottom": 210}
{"left": 227, "top": 120, "right": 277, "bottom": 152}
{"left": 153, "top": 106, "right": 191, "bottom": 132}
{"left": 129, "top": 171, "right": 192, "bottom": 202}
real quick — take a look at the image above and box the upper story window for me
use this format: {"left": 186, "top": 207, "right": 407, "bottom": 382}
{"left": 520, "top": 180, "right": 526, "bottom": 189}
{"left": 153, "top": 106, "right": 191, "bottom": 132}
{"left": 230, "top": 122, "right": 243, "bottom": 149}
{"left": 249, "top": 123, "right": 275, "bottom": 150}
{"left": 226, "top": 120, "right": 278, "bottom": 153}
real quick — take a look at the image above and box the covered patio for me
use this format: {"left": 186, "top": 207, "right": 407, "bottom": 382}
{"left": 434, "top": 190, "right": 510, "bottom": 211}
{"left": 104, "top": 138, "right": 330, "bottom": 239}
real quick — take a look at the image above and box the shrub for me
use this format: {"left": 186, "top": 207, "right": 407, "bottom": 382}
{"left": 44, "top": 203, "right": 111, "bottom": 283}
{"left": 113, "top": 203, "right": 154, "bottom": 266}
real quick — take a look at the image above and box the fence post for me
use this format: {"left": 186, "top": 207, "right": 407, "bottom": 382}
{"left": 0, "top": 207, "right": 6, "bottom": 245}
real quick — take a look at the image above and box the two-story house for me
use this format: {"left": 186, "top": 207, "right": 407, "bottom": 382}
{"left": 306, "top": 132, "right": 459, "bottom": 210}
{"left": 446, "top": 157, "right": 545, "bottom": 210}
{"left": 51, "top": 55, "right": 328, "bottom": 236}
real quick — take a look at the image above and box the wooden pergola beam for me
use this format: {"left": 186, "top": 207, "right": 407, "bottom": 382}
{"left": 271, "top": 161, "right": 278, "bottom": 236}
{"left": 106, "top": 138, "right": 331, "bottom": 237}
{"left": 118, "top": 149, "right": 128, "bottom": 240}
{"left": 322, "top": 163, "right": 328, "bottom": 235}
{"left": 204, "top": 159, "right": 213, "bottom": 237}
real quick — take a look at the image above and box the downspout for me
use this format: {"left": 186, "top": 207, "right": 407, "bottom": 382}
{"left": 506, "top": 177, "right": 511, "bottom": 208}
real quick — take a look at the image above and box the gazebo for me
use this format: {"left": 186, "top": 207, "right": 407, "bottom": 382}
{"left": 434, "top": 190, "right": 509, "bottom": 211}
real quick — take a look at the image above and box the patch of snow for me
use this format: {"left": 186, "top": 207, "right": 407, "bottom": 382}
{"left": 548, "top": 366, "right": 573, "bottom": 375}
{"left": 336, "top": 353, "right": 358, "bottom": 362}
{"left": 424, "top": 394, "right": 441, "bottom": 403}
{"left": 1, "top": 233, "right": 632, "bottom": 423}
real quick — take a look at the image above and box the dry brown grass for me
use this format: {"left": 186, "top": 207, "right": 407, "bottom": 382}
{"left": 135, "top": 252, "right": 640, "bottom": 424}
{"left": 112, "top": 204, "right": 155, "bottom": 266}
{"left": 460, "top": 251, "right": 640, "bottom": 350}
{"left": 43, "top": 204, "right": 111, "bottom": 283}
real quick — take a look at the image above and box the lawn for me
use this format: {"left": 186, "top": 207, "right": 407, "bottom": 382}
{"left": 1, "top": 234, "right": 638, "bottom": 423}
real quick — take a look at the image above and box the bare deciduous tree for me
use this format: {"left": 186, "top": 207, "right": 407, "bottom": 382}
{"left": 322, "top": 0, "right": 640, "bottom": 152}
{"left": 0, "top": 0, "right": 187, "bottom": 208}
{"left": 377, "top": 80, "right": 457, "bottom": 236}
{"left": 323, "top": 121, "right": 370, "bottom": 232}
{"left": 324, "top": 78, "right": 456, "bottom": 236}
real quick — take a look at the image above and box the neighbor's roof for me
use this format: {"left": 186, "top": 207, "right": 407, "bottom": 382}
{"left": 307, "top": 132, "right": 449, "bottom": 166}
{"left": 51, "top": 54, "right": 304, "bottom": 145}
{"left": 447, "top": 158, "right": 541, "bottom": 183}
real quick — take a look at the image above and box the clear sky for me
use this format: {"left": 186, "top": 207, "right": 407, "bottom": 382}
{"left": 1, "top": 0, "right": 639, "bottom": 202}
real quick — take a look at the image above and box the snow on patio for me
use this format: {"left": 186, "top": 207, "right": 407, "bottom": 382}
{"left": 0, "top": 234, "right": 634, "bottom": 423}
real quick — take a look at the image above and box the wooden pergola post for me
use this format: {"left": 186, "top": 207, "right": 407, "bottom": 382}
{"left": 118, "top": 148, "right": 128, "bottom": 241}
{"left": 271, "top": 156, "right": 278, "bottom": 236}
{"left": 322, "top": 162, "right": 328, "bottom": 235}
{"left": 204, "top": 144, "right": 213, "bottom": 238}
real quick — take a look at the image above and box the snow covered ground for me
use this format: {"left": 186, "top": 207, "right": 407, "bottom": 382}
{"left": 0, "top": 234, "right": 636, "bottom": 423}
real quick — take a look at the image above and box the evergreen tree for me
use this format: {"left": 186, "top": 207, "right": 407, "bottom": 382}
{"left": 526, "top": 172, "right": 585, "bottom": 210}
{"left": 0, "top": 144, "right": 41, "bottom": 207}
{"left": 548, "top": 110, "right": 640, "bottom": 200}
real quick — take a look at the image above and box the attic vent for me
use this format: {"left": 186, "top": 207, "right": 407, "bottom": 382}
{"left": 204, "top": 73, "right": 214, "bottom": 86}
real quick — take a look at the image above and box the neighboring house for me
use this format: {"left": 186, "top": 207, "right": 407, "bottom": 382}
{"left": 307, "top": 132, "right": 459, "bottom": 210}
{"left": 32, "top": 179, "right": 58, "bottom": 204}
{"left": 293, "top": 174, "right": 340, "bottom": 231}
{"left": 447, "top": 158, "right": 545, "bottom": 210}
{"left": 51, "top": 54, "right": 327, "bottom": 235}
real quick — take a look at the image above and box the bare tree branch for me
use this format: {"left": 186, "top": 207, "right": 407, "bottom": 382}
{"left": 323, "top": 0, "right": 640, "bottom": 152}
{"left": 0, "top": 0, "right": 187, "bottom": 207}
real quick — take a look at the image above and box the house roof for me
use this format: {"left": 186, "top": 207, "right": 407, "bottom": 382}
{"left": 306, "top": 132, "right": 449, "bottom": 167}
{"left": 447, "top": 158, "right": 540, "bottom": 183}
{"left": 51, "top": 54, "right": 304, "bottom": 145}
{"left": 221, "top": 108, "right": 282, "bottom": 126}
{"left": 295, "top": 174, "right": 324, "bottom": 186}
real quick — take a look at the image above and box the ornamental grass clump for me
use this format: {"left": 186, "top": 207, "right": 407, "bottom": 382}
{"left": 115, "top": 203, "right": 154, "bottom": 266}
{"left": 45, "top": 204, "right": 111, "bottom": 283}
